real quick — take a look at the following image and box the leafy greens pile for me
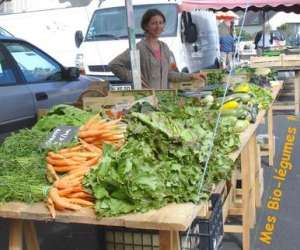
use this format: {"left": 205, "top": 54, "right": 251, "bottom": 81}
{"left": 0, "top": 105, "right": 94, "bottom": 203}
{"left": 0, "top": 129, "right": 49, "bottom": 203}
{"left": 84, "top": 97, "right": 240, "bottom": 217}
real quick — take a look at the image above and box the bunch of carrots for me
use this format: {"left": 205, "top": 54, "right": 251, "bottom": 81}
{"left": 46, "top": 114, "right": 126, "bottom": 218}
{"left": 79, "top": 115, "right": 126, "bottom": 150}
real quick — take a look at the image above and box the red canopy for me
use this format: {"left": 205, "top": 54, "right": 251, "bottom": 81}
{"left": 180, "top": 0, "right": 300, "bottom": 13}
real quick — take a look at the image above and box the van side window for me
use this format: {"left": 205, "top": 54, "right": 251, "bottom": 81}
{"left": 3, "top": 42, "right": 63, "bottom": 83}
{"left": 0, "top": 50, "right": 17, "bottom": 85}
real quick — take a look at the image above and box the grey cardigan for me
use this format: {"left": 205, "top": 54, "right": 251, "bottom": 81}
{"left": 108, "top": 39, "right": 193, "bottom": 89}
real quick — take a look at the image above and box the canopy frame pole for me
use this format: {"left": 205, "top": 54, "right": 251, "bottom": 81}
{"left": 262, "top": 10, "right": 266, "bottom": 54}
{"left": 125, "top": 0, "right": 142, "bottom": 89}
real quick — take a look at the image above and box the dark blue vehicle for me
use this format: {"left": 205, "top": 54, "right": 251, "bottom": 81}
{"left": 0, "top": 36, "right": 97, "bottom": 136}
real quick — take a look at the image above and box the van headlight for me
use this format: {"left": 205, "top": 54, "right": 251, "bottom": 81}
{"left": 75, "top": 53, "right": 85, "bottom": 74}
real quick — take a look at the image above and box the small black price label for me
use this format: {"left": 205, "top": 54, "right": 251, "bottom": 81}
{"left": 43, "top": 126, "right": 79, "bottom": 149}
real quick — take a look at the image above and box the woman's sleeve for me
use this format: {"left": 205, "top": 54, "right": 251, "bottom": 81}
{"left": 168, "top": 70, "right": 193, "bottom": 82}
{"left": 164, "top": 45, "right": 193, "bottom": 82}
{"left": 108, "top": 49, "right": 133, "bottom": 82}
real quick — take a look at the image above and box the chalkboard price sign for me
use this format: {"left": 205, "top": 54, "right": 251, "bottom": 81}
{"left": 43, "top": 126, "right": 79, "bottom": 149}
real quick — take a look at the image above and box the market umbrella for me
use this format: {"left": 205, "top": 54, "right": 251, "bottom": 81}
{"left": 180, "top": 0, "right": 300, "bottom": 13}
{"left": 180, "top": 0, "right": 300, "bottom": 53}
{"left": 216, "top": 11, "right": 240, "bottom": 21}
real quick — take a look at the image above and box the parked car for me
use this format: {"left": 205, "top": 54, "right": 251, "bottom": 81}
{"left": 0, "top": 36, "right": 96, "bottom": 136}
{"left": 0, "top": 26, "right": 14, "bottom": 38}
{"left": 287, "top": 33, "right": 300, "bottom": 47}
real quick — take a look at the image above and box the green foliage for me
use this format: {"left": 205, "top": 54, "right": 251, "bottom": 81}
{"left": 0, "top": 104, "right": 94, "bottom": 203}
{"left": 34, "top": 104, "right": 94, "bottom": 132}
{"left": 0, "top": 129, "right": 50, "bottom": 203}
{"left": 84, "top": 101, "right": 240, "bottom": 217}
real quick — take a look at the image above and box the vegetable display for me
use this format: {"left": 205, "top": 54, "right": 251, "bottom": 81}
{"left": 0, "top": 80, "right": 275, "bottom": 218}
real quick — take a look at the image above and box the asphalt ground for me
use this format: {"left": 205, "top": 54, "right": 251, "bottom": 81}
{"left": 0, "top": 114, "right": 299, "bottom": 250}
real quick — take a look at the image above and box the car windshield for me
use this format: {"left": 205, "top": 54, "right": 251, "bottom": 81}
{"left": 85, "top": 4, "right": 177, "bottom": 41}
{"left": 0, "top": 27, "right": 14, "bottom": 38}
{"left": 4, "top": 42, "right": 61, "bottom": 82}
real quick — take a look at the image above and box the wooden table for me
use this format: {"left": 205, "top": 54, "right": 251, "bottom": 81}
{"left": 0, "top": 84, "right": 282, "bottom": 250}
{"left": 272, "top": 66, "right": 300, "bottom": 115}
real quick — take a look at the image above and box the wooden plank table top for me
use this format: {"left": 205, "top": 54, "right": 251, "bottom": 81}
{"left": 0, "top": 83, "right": 282, "bottom": 234}
{"left": 271, "top": 66, "right": 300, "bottom": 71}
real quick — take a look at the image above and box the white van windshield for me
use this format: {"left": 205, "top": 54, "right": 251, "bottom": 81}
{"left": 85, "top": 4, "right": 177, "bottom": 41}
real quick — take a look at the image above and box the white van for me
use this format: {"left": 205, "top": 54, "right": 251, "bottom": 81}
{"left": 0, "top": 0, "right": 100, "bottom": 66}
{"left": 75, "top": 0, "right": 220, "bottom": 89}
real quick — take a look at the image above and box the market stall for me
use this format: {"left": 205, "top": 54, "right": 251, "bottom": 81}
{"left": 0, "top": 2, "right": 296, "bottom": 250}
{"left": 180, "top": 0, "right": 300, "bottom": 161}
{"left": 250, "top": 58, "right": 300, "bottom": 115}
{"left": 0, "top": 80, "right": 282, "bottom": 250}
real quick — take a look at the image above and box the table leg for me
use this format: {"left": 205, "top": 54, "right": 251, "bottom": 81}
{"left": 268, "top": 107, "right": 274, "bottom": 166}
{"left": 255, "top": 144, "right": 263, "bottom": 208}
{"left": 23, "top": 221, "right": 40, "bottom": 250}
{"left": 294, "top": 71, "right": 300, "bottom": 115}
{"left": 159, "top": 230, "right": 180, "bottom": 250}
{"left": 9, "top": 219, "right": 23, "bottom": 250}
{"left": 248, "top": 135, "right": 257, "bottom": 229}
{"left": 241, "top": 136, "right": 251, "bottom": 250}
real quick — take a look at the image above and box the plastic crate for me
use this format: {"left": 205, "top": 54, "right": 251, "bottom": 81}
{"left": 180, "top": 194, "right": 224, "bottom": 250}
{"left": 99, "top": 194, "right": 223, "bottom": 250}
{"left": 100, "top": 227, "right": 159, "bottom": 250}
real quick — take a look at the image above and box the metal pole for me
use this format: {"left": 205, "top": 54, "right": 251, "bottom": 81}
{"left": 262, "top": 10, "right": 266, "bottom": 54}
{"left": 125, "top": 0, "right": 142, "bottom": 89}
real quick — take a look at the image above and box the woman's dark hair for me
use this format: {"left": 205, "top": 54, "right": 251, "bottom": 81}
{"left": 141, "top": 9, "right": 166, "bottom": 31}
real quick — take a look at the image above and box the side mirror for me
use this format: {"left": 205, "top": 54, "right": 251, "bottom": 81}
{"left": 75, "top": 30, "right": 84, "bottom": 48}
{"left": 63, "top": 67, "right": 80, "bottom": 80}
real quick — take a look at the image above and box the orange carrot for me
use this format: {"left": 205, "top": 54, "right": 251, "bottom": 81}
{"left": 48, "top": 151, "right": 65, "bottom": 159}
{"left": 79, "top": 130, "right": 105, "bottom": 138}
{"left": 82, "top": 114, "right": 100, "bottom": 130}
{"left": 61, "top": 152, "right": 100, "bottom": 158}
{"left": 68, "top": 166, "right": 91, "bottom": 175}
{"left": 82, "top": 157, "right": 100, "bottom": 167}
{"left": 59, "top": 145, "right": 83, "bottom": 154}
{"left": 81, "top": 137, "right": 98, "bottom": 143}
{"left": 69, "top": 156, "right": 88, "bottom": 162}
{"left": 66, "top": 192, "right": 93, "bottom": 199}
{"left": 54, "top": 178, "right": 82, "bottom": 189}
{"left": 46, "top": 157, "right": 79, "bottom": 166}
{"left": 53, "top": 165, "right": 81, "bottom": 173}
{"left": 47, "top": 197, "right": 56, "bottom": 219}
{"left": 79, "top": 139, "right": 102, "bottom": 153}
{"left": 58, "top": 186, "right": 83, "bottom": 196}
{"left": 65, "top": 197, "right": 94, "bottom": 207}
{"left": 60, "top": 170, "right": 89, "bottom": 182}
{"left": 48, "top": 187, "right": 81, "bottom": 211}
{"left": 47, "top": 164, "right": 60, "bottom": 181}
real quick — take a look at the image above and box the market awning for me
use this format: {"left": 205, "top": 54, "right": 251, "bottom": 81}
{"left": 180, "top": 0, "right": 300, "bottom": 13}
{"left": 216, "top": 11, "right": 240, "bottom": 21}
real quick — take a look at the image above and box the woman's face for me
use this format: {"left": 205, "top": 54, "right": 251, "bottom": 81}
{"left": 145, "top": 15, "right": 165, "bottom": 38}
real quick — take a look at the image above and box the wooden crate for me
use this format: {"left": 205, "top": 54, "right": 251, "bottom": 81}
{"left": 154, "top": 89, "right": 177, "bottom": 96}
{"left": 108, "top": 89, "right": 155, "bottom": 98}
{"left": 37, "top": 109, "right": 48, "bottom": 119}
{"left": 250, "top": 55, "right": 282, "bottom": 68}
{"left": 224, "top": 73, "right": 251, "bottom": 84}
{"left": 82, "top": 96, "right": 135, "bottom": 111}
{"left": 82, "top": 94, "right": 159, "bottom": 113}
{"left": 281, "top": 54, "right": 300, "bottom": 67}
{"left": 170, "top": 79, "right": 205, "bottom": 91}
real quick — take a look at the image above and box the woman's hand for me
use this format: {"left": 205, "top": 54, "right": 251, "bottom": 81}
{"left": 141, "top": 76, "right": 151, "bottom": 89}
{"left": 192, "top": 72, "right": 207, "bottom": 81}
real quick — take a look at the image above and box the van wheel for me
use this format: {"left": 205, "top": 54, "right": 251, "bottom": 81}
{"left": 181, "top": 67, "right": 189, "bottom": 73}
